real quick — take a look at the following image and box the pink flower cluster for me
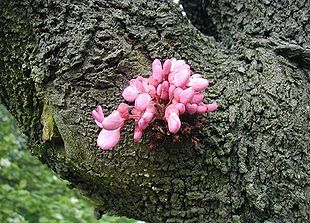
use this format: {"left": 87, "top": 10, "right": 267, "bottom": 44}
{"left": 92, "top": 58, "right": 218, "bottom": 150}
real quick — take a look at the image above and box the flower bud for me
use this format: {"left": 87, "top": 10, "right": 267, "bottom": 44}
{"left": 167, "top": 112, "right": 181, "bottom": 134}
{"left": 135, "top": 93, "right": 151, "bottom": 111}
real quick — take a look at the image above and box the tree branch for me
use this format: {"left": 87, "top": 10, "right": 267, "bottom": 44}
{"left": 180, "top": 0, "right": 310, "bottom": 48}
{"left": 1, "top": 0, "right": 309, "bottom": 222}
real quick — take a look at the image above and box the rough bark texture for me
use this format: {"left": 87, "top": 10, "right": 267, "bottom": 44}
{"left": 180, "top": 0, "right": 310, "bottom": 48}
{"left": 0, "top": 0, "right": 309, "bottom": 222}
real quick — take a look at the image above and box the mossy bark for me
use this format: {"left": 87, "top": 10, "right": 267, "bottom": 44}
{"left": 0, "top": 0, "right": 309, "bottom": 222}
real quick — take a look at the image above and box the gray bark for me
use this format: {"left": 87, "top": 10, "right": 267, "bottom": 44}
{"left": 0, "top": 0, "right": 309, "bottom": 222}
{"left": 180, "top": 0, "right": 310, "bottom": 48}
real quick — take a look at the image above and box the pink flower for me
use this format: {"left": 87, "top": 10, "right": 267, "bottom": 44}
{"left": 206, "top": 102, "right": 218, "bottom": 112}
{"left": 187, "top": 76, "right": 209, "bottom": 91}
{"left": 160, "top": 81, "right": 169, "bottom": 101}
{"left": 186, "top": 103, "right": 198, "bottom": 115}
{"left": 162, "top": 59, "right": 172, "bottom": 79}
{"left": 92, "top": 58, "right": 217, "bottom": 150}
{"left": 164, "top": 104, "right": 181, "bottom": 134}
{"left": 92, "top": 105, "right": 104, "bottom": 128}
{"left": 175, "top": 103, "right": 185, "bottom": 114}
{"left": 134, "top": 126, "right": 143, "bottom": 142}
{"left": 122, "top": 85, "right": 140, "bottom": 102}
{"left": 152, "top": 59, "right": 163, "bottom": 82}
{"left": 179, "top": 87, "right": 195, "bottom": 104}
{"left": 122, "top": 78, "right": 146, "bottom": 102}
{"left": 190, "top": 93, "right": 204, "bottom": 104}
{"left": 173, "top": 87, "right": 183, "bottom": 101}
{"left": 117, "top": 103, "right": 130, "bottom": 120}
{"left": 97, "top": 128, "right": 121, "bottom": 150}
{"left": 167, "top": 112, "right": 181, "bottom": 134}
{"left": 102, "top": 111, "right": 124, "bottom": 130}
{"left": 168, "top": 85, "right": 176, "bottom": 100}
{"left": 196, "top": 102, "right": 219, "bottom": 114}
{"left": 170, "top": 59, "right": 186, "bottom": 73}
{"left": 172, "top": 64, "right": 191, "bottom": 87}
{"left": 135, "top": 93, "right": 152, "bottom": 111}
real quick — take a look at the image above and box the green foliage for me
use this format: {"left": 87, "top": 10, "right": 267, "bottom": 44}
{"left": 0, "top": 105, "right": 140, "bottom": 223}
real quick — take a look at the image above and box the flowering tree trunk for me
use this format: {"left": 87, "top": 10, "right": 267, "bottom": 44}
{"left": 1, "top": 0, "right": 309, "bottom": 222}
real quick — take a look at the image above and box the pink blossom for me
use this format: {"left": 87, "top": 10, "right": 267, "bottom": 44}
{"left": 160, "top": 81, "right": 169, "bottom": 101}
{"left": 190, "top": 93, "right": 204, "bottom": 104}
{"left": 167, "top": 112, "right": 181, "bottom": 134}
{"left": 175, "top": 103, "right": 185, "bottom": 114}
{"left": 206, "top": 102, "right": 218, "bottom": 112}
{"left": 122, "top": 85, "right": 140, "bottom": 102}
{"left": 138, "top": 118, "right": 148, "bottom": 130}
{"left": 152, "top": 59, "right": 163, "bottom": 82}
{"left": 173, "top": 87, "right": 183, "bottom": 101}
{"left": 135, "top": 93, "right": 151, "bottom": 111}
{"left": 102, "top": 111, "right": 124, "bottom": 130}
{"left": 168, "top": 85, "right": 176, "bottom": 100}
{"left": 196, "top": 102, "right": 218, "bottom": 114}
{"left": 92, "top": 58, "right": 217, "bottom": 150}
{"left": 164, "top": 104, "right": 179, "bottom": 120}
{"left": 162, "top": 59, "right": 172, "bottom": 79}
{"left": 187, "top": 76, "right": 209, "bottom": 91}
{"left": 172, "top": 64, "right": 191, "bottom": 87}
{"left": 156, "top": 83, "right": 162, "bottom": 96}
{"left": 134, "top": 126, "right": 143, "bottom": 142}
{"left": 97, "top": 128, "right": 120, "bottom": 150}
{"left": 179, "top": 87, "right": 195, "bottom": 104}
{"left": 117, "top": 103, "right": 130, "bottom": 120}
{"left": 92, "top": 105, "right": 104, "bottom": 128}
{"left": 170, "top": 59, "right": 186, "bottom": 73}
{"left": 186, "top": 103, "right": 198, "bottom": 115}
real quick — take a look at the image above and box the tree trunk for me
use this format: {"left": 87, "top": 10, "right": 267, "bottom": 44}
{"left": 180, "top": 0, "right": 310, "bottom": 48}
{"left": 0, "top": 0, "right": 309, "bottom": 222}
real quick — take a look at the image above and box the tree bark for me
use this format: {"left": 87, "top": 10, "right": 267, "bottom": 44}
{"left": 180, "top": 0, "right": 310, "bottom": 48}
{"left": 0, "top": 0, "right": 309, "bottom": 222}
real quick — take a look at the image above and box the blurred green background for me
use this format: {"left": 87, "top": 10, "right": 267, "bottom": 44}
{"left": 0, "top": 104, "right": 141, "bottom": 223}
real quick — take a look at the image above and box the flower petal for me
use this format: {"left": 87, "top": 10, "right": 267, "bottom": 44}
{"left": 173, "top": 64, "right": 191, "bottom": 87}
{"left": 170, "top": 59, "right": 186, "bottom": 72}
{"left": 206, "top": 102, "right": 218, "bottom": 112}
{"left": 156, "top": 83, "right": 162, "bottom": 96}
{"left": 164, "top": 104, "right": 179, "bottom": 120}
{"left": 97, "top": 128, "right": 120, "bottom": 150}
{"left": 102, "top": 111, "right": 124, "bottom": 130}
{"left": 168, "top": 84, "right": 176, "bottom": 100}
{"left": 175, "top": 103, "right": 185, "bottom": 114}
{"left": 187, "top": 77, "right": 209, "bottom": 91}
{"left": 173, "top": 87, "right": 183, "bottom": 101}
{"left": 162, "top": 58, "right": 172, "bottom": 79}
{"left": 92, "top": 105, "right": 104, "bottom": 127}
{"left": 122, "top": 85, "right": 140, "bottom": 102}
{"left": 190, "top": 93, "right": 204, "bottom": 104}
{"left": 196, "top": 102, "right": 218, "bottom": 114}
{"left": 152, "top": 59, "right": 163, "bottom": 82}
{"left": 117, "top": 103, "right": 130, "bottom": 120}
{"left": 135, "top": 93, "right": 152, "bottom": 111}
{"left": 160, "top": 81, "right": 169, "bottom": 101}
{"left": 186, "top": 103, "right": 198, "bottom": 114}
{"left": 168, "top": 112, "right": 181, "bottom": 134}
{"left": 129, "top": 79, "right": 144, "bottom": 93}
{"left": 179, "top": 87, "right": 195, "bottom": 104}
{"left": 143, "top": 103, "right": 156, "bottom": 123}
{"left": 134, "top": 125, "right": 143, "bottom": 142}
